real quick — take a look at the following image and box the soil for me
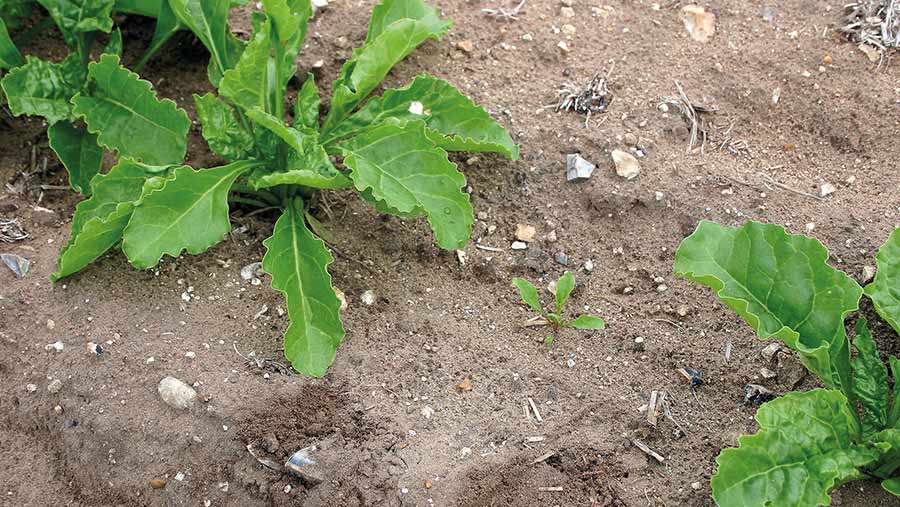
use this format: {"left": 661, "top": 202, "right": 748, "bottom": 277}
{"left": 1, "top": 1, "right": 899, "bottom": 506}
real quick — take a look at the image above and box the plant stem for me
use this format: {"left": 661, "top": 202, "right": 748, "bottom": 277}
{"left": 229, "top": 195, "right": 271, "bottom": 208}
{"left": 231, "top": 184, "right": 280, "bottom": 207}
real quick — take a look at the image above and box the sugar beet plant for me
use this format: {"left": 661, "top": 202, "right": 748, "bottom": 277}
{"left": 513, "top": 272, "right": 605, "bottom": 345}
{"left": 48, "top": 0, "right": 518, "bottom": 377}
{"left": 675, "top": 220, "right": 900, "bottom": 506}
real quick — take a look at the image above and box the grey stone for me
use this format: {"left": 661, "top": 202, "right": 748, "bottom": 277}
{"left": 566, "top": 154, "right": 595, "bottom": 182}
{"left": 158, "top": 376, "right": 197, "bottom": 410}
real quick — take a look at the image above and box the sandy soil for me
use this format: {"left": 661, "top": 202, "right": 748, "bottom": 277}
{"left": 1, "top": 1, "right": 899, "bottom": 506}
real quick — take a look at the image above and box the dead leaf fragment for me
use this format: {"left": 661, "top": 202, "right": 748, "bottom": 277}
{"left": 457, "top": 377, "right": 474, "bottom": 392}
{"left": 682, "top": 5, "right": 716, "bottom": 43}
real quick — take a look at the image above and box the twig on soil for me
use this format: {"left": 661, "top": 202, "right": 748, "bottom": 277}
{"left": 482, "top": 0, "right": 526, "bottom": 20}
{"left": 531, "top": 451, "right": 555, "bottom": 464}
{"left": 0, "top": 218, "right": 27, "bottom": 243}
{"left": 522, "top": 316, "right": 550, "bottom": 327}
{"left": 652, "top": 318, "right": 682, "bottom": 329}
{"left": 537, "top": 486, "right": 564, "bottom": 492}
{"left": 233, "top": 342, "right": 291, "bottom": 375}
{"left": 527, "top": 397, "right": 543, "bottom": 422}
{"left": 475, "top": 244, "right": 504, "bottom": 253}
{"left": 661, "top": 81, "right": 752, "bottom": 158}
{"left": 630, "top": 438, "right": 665, "bottom": 463}
{"left": 757, "top": 172, "right": 823, "bottom": 201}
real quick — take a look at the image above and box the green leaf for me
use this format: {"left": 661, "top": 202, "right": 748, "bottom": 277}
{"left": 365, "top": 0, "right": 449, "bottom": 43}
{"left": 293, "top": 72, "right": 319, "bottom": 130}
{"left": 194, "top": 93, "right": 254, "bottom": 160}
{"left": 852, "top": 317, "right": 890, "bottom": 437}
{"left": 555, "top": 271, "right": 575, "bottom": 314}
{"left": 0, "top": 18, "right": 24, "bottom": 69}
{"left": 872, "top": 429, "right": 900, "bottom": 479}
{"left": 323, "top": 75, "right": 518, "bottom": 159}
{"left": 1, "top": 55, "right": 81, "bottom": 124}
{"left": 37, "top": 0, "right": 114, "bottom": 45}
{"left": 711, "top": 389, "right": 879, "bottom": 507}
{"left": 674, "top": 220, "right": 862, "bottom": 396}
{"left": 47, "top": 120, "right": 103, "bottom": 195}
{"left": 52, "top": 158, "right": 164, "bottom": 281}
{"left": 167, "top": 0, "right": 242, "bottom": 84}
{"left": 889, "top": 356, "right": 900, "bottom": 428}
{"left": 73, "top": 54, "right": 190, "bottom": 165}
{"left": 218, "top": 20, "right": 271, "bottom": 112}
{"left": 263, "top": 198, "right": 345, "bottom": 377}
{"left": 864, "top": 228, "right": 900, "bottom": 336}
{"left": 512, "top": 277, "right": 542, "bottom": 314}
{"left": 1, "top": 0, "right": 34, "bottom": 30}
{"left": 340, "top": 120, "right": 471, "bottom": 250}
{"left": 246, "top": 108, "right": 351, "bottom": 189}
{"left": 103, "top": 27, "right": 122, "bottom": 56}
{"left": 569, "top": 315, "right": 605, "bottom": 330}
{"left": 122, "top": 161, "right": 257, "bottom": 269}
{"left": 133, "top": 0, "right": 181, "bottom": 70}
{"left": 884, "top": 478, "right": 900, "bottom": 496}
{"left": 322, "top": 17, "right": 451, "bottom": 133}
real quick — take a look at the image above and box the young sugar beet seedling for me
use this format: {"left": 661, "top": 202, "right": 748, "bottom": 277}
{"left": 674, "top": 220, "right": 900, "bottom": 506}
{"left": 513, "top": 272, "right": 605, "bottom": 344}
{"left": 51, "top": 0, "right": 518, "bottom": 377}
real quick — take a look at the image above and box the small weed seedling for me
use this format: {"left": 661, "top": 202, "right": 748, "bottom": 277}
{"left": 513, "top": 272, "right": 605, "bottom": 344}
{"left": 675, "top": 220, "right": 900, "bottom": 505}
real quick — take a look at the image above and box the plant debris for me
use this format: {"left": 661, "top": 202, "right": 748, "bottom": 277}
{"left": 840, "top": 0, "right": 900, "bottom": 53}
{"left": 661, "top": 81, "right": 751, "bottom": 157}
{"left": 0, "top": 218, "right": 27, "bottom": 243}
{"left": 556, "top": 72, "right": 612, "bottom": 115}
{"left": 482, "top": 0, "right": 526, "bottom": 21}
{"left": 744, "top": 383, "right": 777, "bottom": 405}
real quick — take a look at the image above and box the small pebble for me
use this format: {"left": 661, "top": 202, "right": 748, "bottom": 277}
{"left": 361, "top": 290, "right": 377, "bottom": 306}
{"left": 47, "top": 379, "right": 63, "bottom": 394}
{"left": 511, "top": 241, "right": 528, "bottom": 250}
{"left": 44, "top": 341, "right": 64, "bottom": 352}
{"left": 158, "top": 376, "right": 197, "bottom": 410}
{"left": 26, "top": 383, "right": 37, "bottom": 393}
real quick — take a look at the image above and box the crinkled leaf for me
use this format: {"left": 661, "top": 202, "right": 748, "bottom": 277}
{"left": 37, "top": 0, "right": 114, "bottom": 45}
{"left": 871, "top": 429, "right": 900, "bottom": 480}
{"left": 122, "top": 161, "right": 256, "bottom": 269}
{"left": 512, "top": 277, "right": 542, "bottom": 314}
{"left": 569, "top": 314, "right": 604, "bottom": 330}
{"left": 0, "top": 18, "right": 24, "bottom": 69}
{"left": 852, "top": 317, "right": 890, "bottom": 437}
{"left": 293, "top": 72, "right": 319, "bottom": 130}
{"left": 324, "top": 73, "right": 517, "bottom": 160}
{"left": 194, "top": 93, "right": 254, "bottom": 160}
{"left": 47, "top": 120, "right": 103, "bottom": 194}
{"left": 218, "top": 20, "right": 271, "bottom": 112}
{"left": 322, "top": 17, "right": 450, "bottom": 133}
{"left": 889, "top": 356, "right": 900, "bottom": 429}
{"left": 263, "top": 198, "right": 344, "bottom": 377}
{"left": 247, "top": 108, "right": 351, "bottom": 189}
{"left": 864, "top": 228, "right": 900, "bottom": 336}
{"left": 167, "top": 0, "right": 243, "bottom": 84}
{"left": 52, "top": 159, "right": 166, "bottom": 281}
{"left": 674, "top": 220, "right": 862, "bottom": 396}
{"left": 365, "top": 0, "right": 448, "bottom": 43}
{"left": 711, "top": 389, "right": 879, "bottom": 507}
{"left": 1, "top": 55, "right": 81, "bottom": 124}
{"left": 340, "top": 120, "right": 472, "bottom": 250}
{"left": 555, "top": 271, "right": 575, "bottom": 314}
{"left": 73, "top": 54, "right": 190, "bottom": 165}
{"left": 884, "top": 478, "right": 900, "bottom": 496}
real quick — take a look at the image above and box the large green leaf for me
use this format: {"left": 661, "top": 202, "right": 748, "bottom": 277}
{"left": 322, "top": 73, "right": 518, "bottom": 160}
{"left": 122, "top": 161, "right": 257, "bottom": 269}
{"left": 51, "top": 159, "right": 165, "bottom": 281}
{"left": 246, "top": 108, "right": 351, "bottom": 189}
{"left": 0, "top": 18, "right": 24, "bottom": 69}
{"left": 865, "top": 228, "right": 900, "bottom": 335}
{"left": 293, "top": 72, "right": 319, "bottom": 130}
{"left": 263, "top": 0, "right": 311, "bottom": 88}
{"left": 47, "top": 120, "right": 103, "bottom": 195}
{"left": 37, "top": 0, "right": 114, "bottom": 45}
{"left": 167, "top": 0, "right": 243, "bottom": 84}
{"left": 262, "top": 198, "right": 344, "bottom": 377}
{"left": 1, "top": 55, "right": 81, "bottom": 124}
{"left": 365, "top": 0, "right": 448, "bottom": 43}
{"left": 852, "top": 317, "right": 890, "bottom": 437}
{"left": 218, "top": 20, "right": 271, "bottom": 112}
{"left": 674, "top": 220, "right": 862, "bottom": 396}
{"left": 711, "top": 389, "right": 879, "bottom": 507}
{"left": 194, "top": 93, "right": 254, "bottom": 160}
{"left": 322, "top": 18, "right": 450, "bottom": 133}
{"left": 72, "top": 54, "right": 190, "bottom": 165}
{"left": 884, "top": 478, "right": 900, "bottom": 496}
{"left": 340, "top": 120, "right": 472, "bottom": 250}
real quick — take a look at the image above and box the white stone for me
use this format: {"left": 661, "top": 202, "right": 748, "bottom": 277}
{"left": 361, "top": 290, "right": 377, "bottom": 306}
{"left": 158, "top": 376, "right": 197, "bottom": 410}
{"left": 611, "top": 150, "right": 640, "bottom": 180}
